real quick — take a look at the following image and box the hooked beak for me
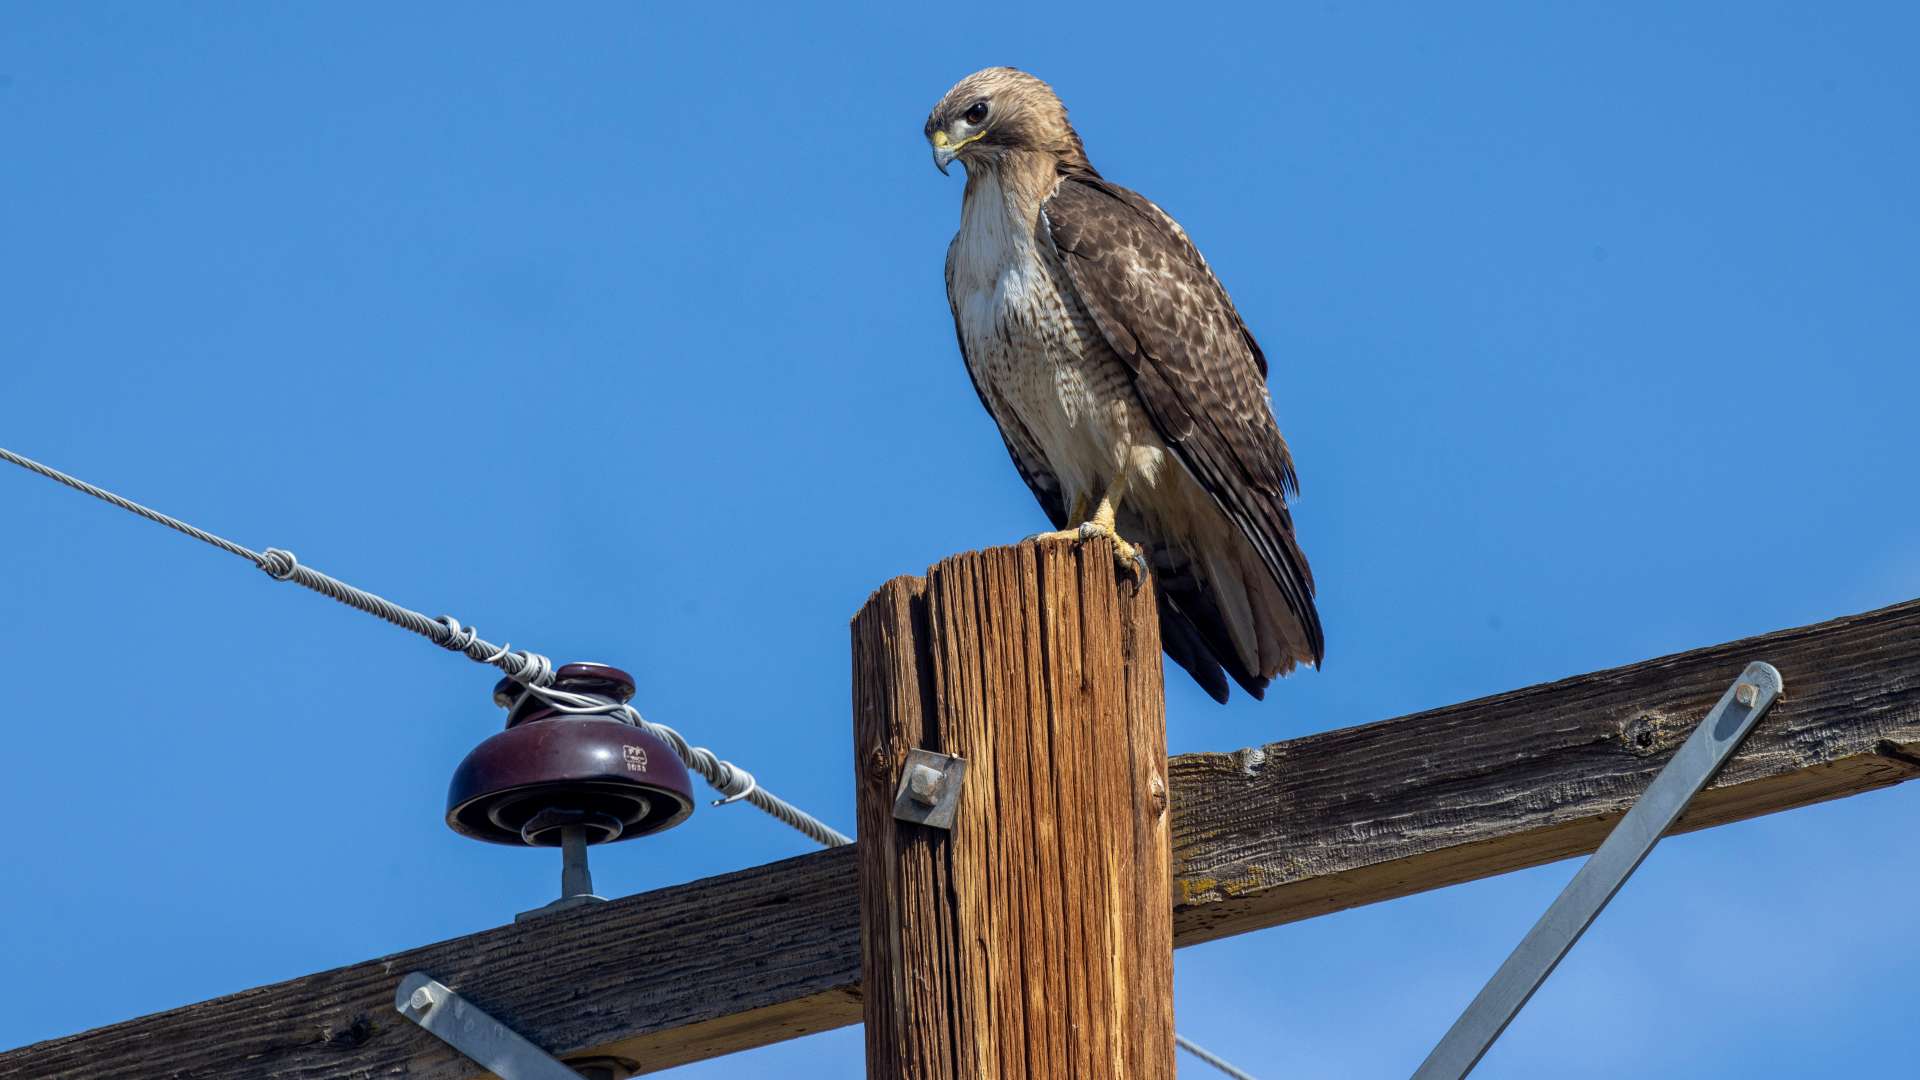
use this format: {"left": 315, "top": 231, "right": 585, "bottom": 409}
{"left": 929, "top": 129, "right": 980, "bottom": 175}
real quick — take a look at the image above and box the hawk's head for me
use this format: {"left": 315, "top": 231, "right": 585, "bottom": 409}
{"left": 925, "top": 67, "right": 1090, "bottom": 176}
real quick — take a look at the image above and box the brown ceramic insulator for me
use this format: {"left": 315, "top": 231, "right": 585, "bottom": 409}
{"left": 448, "top": 663, "right": 695, "bottom": 847}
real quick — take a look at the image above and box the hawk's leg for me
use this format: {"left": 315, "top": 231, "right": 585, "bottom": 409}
{"left": 1030, "top": 472, "right": 1144, "bottom": 573}
{"left": 1066, "top": 491, "right": 1090, "bottom": 526}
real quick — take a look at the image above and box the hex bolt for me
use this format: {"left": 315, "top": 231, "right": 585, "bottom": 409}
{"left": 408, "top": 986, "right": 436, "bottom": 1012}
{"left": 907, "top": 763, "right": 946, "bottom": 806}
{"left": 1734, "top": 683, "right": 1758, "bottom": 708}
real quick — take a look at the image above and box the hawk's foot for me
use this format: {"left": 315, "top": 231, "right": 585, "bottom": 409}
{"left": 1027, "top": 521, "right": 1146, "bottom": 579}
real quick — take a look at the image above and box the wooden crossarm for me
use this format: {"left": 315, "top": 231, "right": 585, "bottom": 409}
{"left": 5, "top": 596, "right": 1916, "bottom": 1078}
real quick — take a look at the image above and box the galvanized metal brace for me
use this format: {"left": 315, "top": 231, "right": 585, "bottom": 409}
{"left": 396, "top": 972, "right": 588, "bottom": 1080}
{"left": 1412, "top": 661, "right": 1785, "bottom": 1080}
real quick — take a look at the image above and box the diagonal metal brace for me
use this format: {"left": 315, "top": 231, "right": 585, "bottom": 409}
{"left": 1412, "top": 661, "right": 1785, "bottom": 1080}
{"left": 395, "top": 972, "right": 585, "bottom": 1080}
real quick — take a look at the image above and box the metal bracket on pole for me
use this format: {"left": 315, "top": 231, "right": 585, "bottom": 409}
{"left": 1412, "top": 661, "right": 1785, "bottom": 1080}
{"left": 891, "top": 749, "right": 968, "bottom": 830}
{"left": 395, "top": 972, "right": 587, "bottom": 1080}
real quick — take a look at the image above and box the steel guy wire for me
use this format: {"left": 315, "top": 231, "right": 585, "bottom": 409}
{"left": 0, "top": 444, "right": 850, "bottom": 848}
{"left": 1178, "top": 1035, "right": 1261, "bottom": 1080}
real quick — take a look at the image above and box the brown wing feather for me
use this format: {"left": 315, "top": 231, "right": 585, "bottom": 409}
{"left": 1042, "top": 176, "right": 1324, "bottom": 667}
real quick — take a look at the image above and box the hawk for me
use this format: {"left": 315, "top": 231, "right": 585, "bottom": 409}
{"left": 926, "top": 67, "right": 1323, "bottom": 702}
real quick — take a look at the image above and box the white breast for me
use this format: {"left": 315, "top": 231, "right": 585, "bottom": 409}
{"left": 949, "top": 173, "right": 1046, "bottom": 347}
{"left": 948, "top": 172, "right": 1148, "bottom": 506}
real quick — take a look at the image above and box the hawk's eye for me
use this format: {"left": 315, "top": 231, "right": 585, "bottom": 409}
{"left": 964, "top": 101, "right": 990, "bottom": 125}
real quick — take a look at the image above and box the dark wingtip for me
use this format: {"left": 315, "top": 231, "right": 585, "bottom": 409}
{"left": 1181, "top": 647, "right": 1233, "bottom": 705}
{"left": 1159, "top": 604, "right": 1233, "bottom": 704}
{"left": 1200, "top": 670, "right": 1232, "bottom": 705}
{"left": 1228, "top": 669, "right": 1270, "bottom": 701}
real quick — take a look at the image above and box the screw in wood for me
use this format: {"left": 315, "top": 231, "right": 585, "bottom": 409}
{"left": 1735, "top": 683, "right": 1758, "bottom": 707}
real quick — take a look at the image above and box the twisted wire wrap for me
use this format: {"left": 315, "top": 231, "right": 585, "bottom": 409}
{"left": 255, "top": 548, "right": 558, "bottom": 686}
{"left": 1, "top": 444, "right": 845, "bottom": 847}
{"left": 521, "top": 683, "right": 851, "bottom": 847}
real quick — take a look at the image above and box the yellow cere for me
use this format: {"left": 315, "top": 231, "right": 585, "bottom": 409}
{"left": 932, "top": 129, "right": 987, "bottom": 151}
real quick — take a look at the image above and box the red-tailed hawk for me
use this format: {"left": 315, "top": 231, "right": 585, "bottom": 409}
{"left": 927, "top": 67, "right": 1323, "bottom": 702}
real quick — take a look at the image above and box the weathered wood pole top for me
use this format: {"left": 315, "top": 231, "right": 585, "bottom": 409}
{"left": 853, "top": 538, "right": 1175, "bottom": 1079}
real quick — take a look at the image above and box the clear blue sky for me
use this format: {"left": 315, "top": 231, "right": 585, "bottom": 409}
{"left": 3, "top": 4, "right": 1917, "bottom": 1076}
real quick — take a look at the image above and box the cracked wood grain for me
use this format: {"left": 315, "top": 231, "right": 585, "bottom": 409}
{"left": 852, "top": 538, "right": 1174, "bottom": 1080}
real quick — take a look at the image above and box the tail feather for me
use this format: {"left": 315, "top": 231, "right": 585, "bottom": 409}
{"left": 1149, "top": 548, "right": 1272, "bottom": 702}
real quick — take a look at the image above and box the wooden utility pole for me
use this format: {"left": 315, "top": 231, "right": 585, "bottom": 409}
{"left": 851, "top": 538, "right": 1175, "bottom": 1080}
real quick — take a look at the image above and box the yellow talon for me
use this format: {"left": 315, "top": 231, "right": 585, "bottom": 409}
{"left": 1029, "top": 520, "right": 1144, "bottom": 577}
{"left": 1029, "top": 483, "right": 1144, "bottom": 576}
